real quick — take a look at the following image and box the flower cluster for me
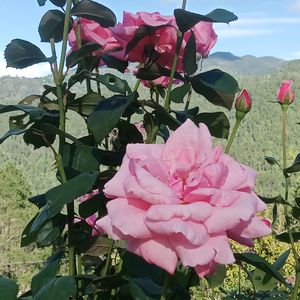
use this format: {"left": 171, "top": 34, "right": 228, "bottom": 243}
{"left": 94, "top": 120, "right": 271, "bottom": 277}
{"left": 68, "top": 11, "right": 217, "bottom": 85}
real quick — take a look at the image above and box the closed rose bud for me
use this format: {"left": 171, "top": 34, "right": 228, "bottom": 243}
{"left": 277, "top": 80, "right": 295, "bottom": 105}
{"left": 235, "top": 88, "right": 252, "bottom": 114}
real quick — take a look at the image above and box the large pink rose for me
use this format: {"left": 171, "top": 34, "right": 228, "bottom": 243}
{"left": 96, "top": 120, "right": 271, "bottom": 277}
{"left": 111, "top": 11, "right": 217, "bottom": 72}
{"left": 68, "top": 18, "right": 122, "bottom": 63}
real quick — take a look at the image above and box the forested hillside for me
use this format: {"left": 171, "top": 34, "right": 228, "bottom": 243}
{"left": 0, "top": 59, "right": 300, "bottom": 290}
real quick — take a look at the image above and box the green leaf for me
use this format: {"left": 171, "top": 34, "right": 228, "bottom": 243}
{"left": 174, "top": 8, "right": 238, "bottom": 32}
{"left": 234, "top": 252, "right": 288, "bottom": 286}
{"left": 117, "top": 120, "right": 144, "bottom": 150}
{"left": 169, "top": 83, "right": 190, "bottom": 103}
{"left": 0, "top": 128, "right": 27, "bottom": 145}
{"left": 71, "top": 0, "right": 116, "bottom": 27}
{"left": 205, "top": 264, "right": 226, "bottom": 288}
{"left": 38, "top": 0, "right": 47, "bottom": 6}
{"left": 100, "top": 55, "right": 128, "bottom": 73}
{"left": 0, "top": 104, "right": 58, "bottom": 120}
{"left": 190, "top": 69, "right": 239, "bottom": 109}
{"left": 66, "top": 43, "right": 101, "bottom": 68}
{"left": 68, "top": 93, "right": 103, "bottom": 117}
{"left": 253, "top": 249, "right": 290, "bottom": 291}
{"left": 30, "top": 172, "right": 98, "bottom": 233}
{"left": 39, "top": 10, "right": 72, "bottom": 43}
{"left": 0, "top": 277, "right": 18, "bottom": 300}
{"left": 33, "top": 277, "right": 76, "bottom": 300}
{"left": 92, "top": 73, "right": 132, "bottom": 95}
{"left": 286, "top": 153, "right": 300, "bottom": 173}
{"left": 135, "top": 62, "right": 184, "bottom": 81}
{"left": 31, "top": 252, "right": 62, "bottom": 295}
{"left": 265, "top": 156, "right": 279, "bottom": 166}
{"left": 36, "top": 214, "right": 66, "bottom": 247}
{"left": 295, "top": 197, "right": 300, "bottom": 207}
{"left": 292, "top": 207, "right": 300, "bottom": 220}
{"left": 195, "top": 112, "right": 230, "bottom": 139}
{"left": 258, "top": 195, "right": 288, "bottom": 205}
{"left": 49, "top": 0, "right": 66, "bottom": 7}
{"left": 23, "top": 116, "right": 60, "bottom": 150}
{"left": 183, "top": 32, "right": 197, "bottom": 75}
{"left": 5, "top": 39, "right": 48, "bottom": 69}
{"left": 276, "top": 231, "right": 300, "bottom": 243}
{"left": 87, "top": 92, "right": 138, "bottom": 143}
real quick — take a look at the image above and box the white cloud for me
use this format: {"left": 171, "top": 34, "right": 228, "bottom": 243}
{"left": 291, "top": 0, "right": 300, "bottom": 12}
{"left": 0, "top": 52, "right": 51, "bottom": 78}
{"left": 215, "top": 27, "right": 277, "bottom": 38}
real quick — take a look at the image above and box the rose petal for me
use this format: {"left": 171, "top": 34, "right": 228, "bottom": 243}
{"left": 127, "top": 238, "right": 178, "bottom": 274}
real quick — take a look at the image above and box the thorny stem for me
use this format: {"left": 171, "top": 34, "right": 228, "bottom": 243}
{"left": 163, "top": 0, "right": 187, "bottom": 110}
{"left": 160, "top": 272, "right": 172, "bottom": 300}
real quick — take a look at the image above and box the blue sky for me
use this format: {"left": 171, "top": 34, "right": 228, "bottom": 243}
{"left": 0, "top": 0, "right": 300, "bottom": 77}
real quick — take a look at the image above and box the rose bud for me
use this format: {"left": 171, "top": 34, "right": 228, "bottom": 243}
{"left": 235, "top": 88, "right": 252, "bottom": 114}
{"left": 277, "top": 80, "right": 295, "bottom": 105}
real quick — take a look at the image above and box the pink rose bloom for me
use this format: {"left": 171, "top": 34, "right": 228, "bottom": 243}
{"left": 111, "top": 11, "right": 217, "bottom": 72}
{"left": 134, "top": 121, "right": 147, "bottom": 137}
{"left": 184, "top": 21, "right": 217, "bottom": 58}
{"left": 277, "top": 80, "right": 295, "bottom": 105}
{"left": 68, "top": 18, "right": 122, "bottom": 64}
{"left": 96, "top": 120, "right": 271, "bottom": 277}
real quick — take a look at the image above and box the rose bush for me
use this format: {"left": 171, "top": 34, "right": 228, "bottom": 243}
{"left": 96, "top": 120, "right": 271, "bottom": 277}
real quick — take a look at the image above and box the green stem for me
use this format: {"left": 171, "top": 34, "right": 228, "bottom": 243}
{"left": 58, "top": 0, "right": 73, "bottom": 78}
{"left": 163, "top": 0, "right": 187, "bottom": 110}
{"left": 224, "top": 116, "right": 242, "bottom": 154}
{"left": 184, "top": 85, "right": 192, "bottom": 110}
{"left": 163, "top": 31, "right": 183, "bottom": 110}
{"left": 102, "top": 239, "right": 114, "bottom": 276}
{"left": 160, "top": 273, "right": 172, "bottom": 300}
{"left": 133, "top": 79, "right": 141, "bottom": 92}
{"left": 281, "top": 105, "right": 300, "bottom": 300}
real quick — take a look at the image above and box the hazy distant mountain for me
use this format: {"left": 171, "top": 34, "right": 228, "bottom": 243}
{"left": 208, "top": 52, "right": 240, "bottom": 61}
{"left": 205, "top": 52, "right": 287, "bottom": 75}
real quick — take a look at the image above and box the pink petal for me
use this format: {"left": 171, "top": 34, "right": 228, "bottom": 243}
{"left": 195, "top": 262, "right": 216, "bottom": 277}
{"left": 230, "top": 216, "right": 272, "bottom": 239}
{"left": 145, "top": 218, "right": 209, "bottom": 246}
{"left": 95, "top": 216, "right": 124, "bottom": 240}
{"left": 204, "top": 194, "right": 257, "bottom": 233}
{"left": 145, "top": 202, "right": 212, "bottom": 222}
{"left": 127, "top": 238, "right": 178, "bottom": 274}
{"left": 106, "top": 198, "right": 151, "bottom": 239}
{"left": 124, "top": 160, "right": 180, "bottom": 204}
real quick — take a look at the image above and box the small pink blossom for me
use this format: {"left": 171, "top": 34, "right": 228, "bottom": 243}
{"left": 277, "top": 80, "right": 295, "bottom": 105}
{"left": 235, "top": 88, "right": 252, "bottom": 114}
{"left": 96, "top": 120, "right": 271, "bottom": 277}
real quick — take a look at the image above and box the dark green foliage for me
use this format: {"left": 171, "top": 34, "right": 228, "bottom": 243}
{"left": 183, "top": 32, "right": 197, "bottom": 75}
{"left": 169, "top": 83, "right": 190, "bottom": 104}
{"left": 190, "top": 69, "right": 240, "bottom": 109}
{"left": 4, "top": 39, "right": 48, "bottom": 69}
{"left": 87, "top": 92, "right": 138, "bottom": 143}
{"left": 0, "top": 277, "right": 19, "bottom": 300}
{"left": 174, "top": 8, "right": 238, "bottom": 32}
{"left": 70, "top": 0, "right": 116, "bottom": 27}
{"left": 39, "top": 10, "right": 72, "bottom": 43}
